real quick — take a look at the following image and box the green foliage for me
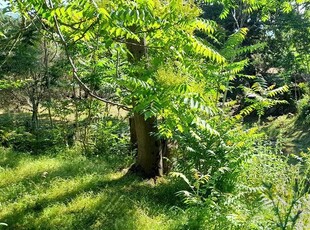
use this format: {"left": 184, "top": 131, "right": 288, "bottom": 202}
{"left": 0, "top": 79, "right": 25, "bottom": 90}
{"left": 174, "top": 137, "right": 310, "bottom": 229}
{"left": 232, "top": 148, "right": 310, "bottom": 229}
{"left": 297, "top": 95, "right": 310, "bottom": 125}
{"left": 204, "top": 0, "right": 310, "bottom": 22}
{"left": 0, "top": 113, "right": 65, "bottom": 153}
{"left": 87, "top": 116, "right": 129, "bottom": 156}
{"left": 171, "top": 114, "right": 262, "bottom": 202}
{"left": 240, "top": 80, "right": 289, "bottom": 121}
{"left": 1, "top": 1, "right": 309, "bottom": 228}
{"left": 11, "top": 0, "right": 229, "bottom": 138}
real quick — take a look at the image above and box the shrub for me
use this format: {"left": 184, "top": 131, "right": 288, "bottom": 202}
{"left": 230, "top": 148, "right": 310, "bottom": 229}
{"left": 174, "top": 128, "right": 310, "bottom": 229}
{"left": 92, "top": 117, "right": 129, "bottom": 155}
{"left": 4, "top": 127, "right": 65, "bottom": 153}
{"left": 0, "top": 113, "right": 65, "bottom": 153}
{"left": 172, "top": 115, "right": 262, "bottom": 198}
{"left": 77, "top": 115, "right": 130, "bottom": 156}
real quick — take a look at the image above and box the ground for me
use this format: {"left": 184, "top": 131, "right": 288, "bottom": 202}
{"left": 1, "top": 113, "right": 310, "bottom": 229}
{"left": 0, "top": 147, "right": 195, "bottom": 230}
{"left": 262, "top": 114, "right": 310, "bottom": 154}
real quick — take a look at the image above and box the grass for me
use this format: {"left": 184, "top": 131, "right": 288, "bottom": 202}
{"left": 0, "top": 147, "right": 194, "bottom": 230}
{"left": 262, "top": 114, "right": 310, "bottom": 154}
{"left": 1, "top": 110, "right": 310, "bottom": 229}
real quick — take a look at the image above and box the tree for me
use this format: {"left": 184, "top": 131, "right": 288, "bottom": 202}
{"left": 0, "top": 10, "right": 62, "bottom": 131}
{"left": 11, "top": 0, "right": 231, "bottom": 177}
{"left": 201, "top": 0, "right": 310, "bottom": 115}
{"left": 0, "top": 8, "right": 24, "bottom": 91}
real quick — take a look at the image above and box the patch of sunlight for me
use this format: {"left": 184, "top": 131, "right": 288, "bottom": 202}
{"left": 41, "top": 174, "right": 104, "bottom": 201}
{"left": 31, "top": 191, "right": 134, "bottom": 229}
{"left": 131, "top": 208, "right": 172, "bottom": 230}
{"left": 0, "top": 194, "right": 37, "bottom": 220}
{"left": 0, "top": 157, "right": 63, "bottom": 187}
{"left": 297, "top": 194, "right": 310, "bottom": 229}
{"left": 34, "top": 192, "right": 106, "bottom": 228}
{"left": 34, "top": 203, "right": 75, "bottom": 229}
{"left": 0, "top": 174, "right": 104, "bottom": 220}
{"left": 106, "top": 171, "right": 125, "bottom": 180}
{"left": 66, "top": 192, "right": 105, "bottom": 212}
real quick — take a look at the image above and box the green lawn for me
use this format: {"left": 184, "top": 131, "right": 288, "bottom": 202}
{"left": 0, "top": 147, "right": 192, "bottom": 230}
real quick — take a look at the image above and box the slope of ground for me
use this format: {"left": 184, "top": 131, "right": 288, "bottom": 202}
{"left": 262, "top": 114, "right": 310, "bottom": 154}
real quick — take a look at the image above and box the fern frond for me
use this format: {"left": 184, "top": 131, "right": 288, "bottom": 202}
{"left": 236, "top": 74, "right": 256, "bottom": 79}
{"left": 251, "top": 82, "right": 264, "bottom": 93}
{"left": 239, "top": 104, "right": 256, "bottom": 116}
{"left": 183, "top": 97, "right": 216, "bottom": 116}
{"left": 192, "top": 19, "right": 217, "bottom": 34}
{"left": 120, "top": 76, "right": 152, "bottom": 90}
{"left": 233, "top": 42, "right": 267, "bottom": 56}
{"left": 195, "top": 117, "right": 219, "bottom": 136}
{"left": 224, "top": 28, "right": 248, "bottom": 49}
{"left": 187, "top": 35, "right": 226, "bottom": 63}
{"left": 267, "top": 85, "right": 289, "bottom": 97}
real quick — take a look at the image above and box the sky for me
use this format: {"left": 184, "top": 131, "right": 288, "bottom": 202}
{"left": 0, "top": 0, "right": 19, "bottom": 18}
{"left": 0, "top": 0, "right": 8, "bottom": 9}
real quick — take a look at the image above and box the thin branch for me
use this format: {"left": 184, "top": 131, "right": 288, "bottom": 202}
{"left": 116, "top": 48, "right": 120, "bottom": 78}
{"left": 114, "top": 38, "right": 164, "bottom": 50}
{"left": 45, "top": 0, "right": 130, "bottom": 111}
{"left": 57, "top": 18, "right": 88, "bottom": 30}
{"left": 232, "top": 8, "right": 240, "bottom": 30}
{"left": 49, "top": 40, "right": 58, "bottom": 62}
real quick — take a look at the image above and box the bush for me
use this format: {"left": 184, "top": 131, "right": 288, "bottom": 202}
{"left": 3, "top": 127, "right": 65, "bottom": 153}
{"left": 173, "top": 115, "right": 262, "bottom": 198}
{"left": 173, "top": 108, "right": 310, "bottom": 229}
{"left": 0, "top": 113, "right": 65, "bottom": 153}
{"left": 230, "top": 148, "right": 310, "bottom": 229}
{"left": 92, "top": 117, "right": 129, "bottom": 155}
{"left": 77, "top": 116, "right": 130, "bottom": 156}
{"left": 175, "top": 144, "right": 310, "bottom": 229}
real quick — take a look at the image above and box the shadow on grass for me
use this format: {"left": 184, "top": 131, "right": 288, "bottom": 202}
{"left": 261, "top": 115, "right": 310, "bottom": 155}
{"left": 0, "top": 153, "right": 188, "bottom": 230}
{"left": 0, "top": 148, "right": 25, "bottom": 169}
{"left": 291, "top": 125, "right": 310, "bottom": 152}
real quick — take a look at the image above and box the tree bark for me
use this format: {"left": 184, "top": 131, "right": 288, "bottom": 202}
{"left": 129, "top": 116, "right": 137, "bottom": 151}
{"left": 126, "top": 35, "right": 167, "bottom": 178}
{"left": 31, "top": 101, "right": 39, "bottom": 131}
{"left": 134, "top": 114, "right": 163, "bottom": 177}
{"left": 30, "top": 80, "right": 39, "bottom": 132}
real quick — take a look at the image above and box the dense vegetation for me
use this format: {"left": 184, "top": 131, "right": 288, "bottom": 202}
{"left": 1, "top": 0, "right": 310, "bottom": 229}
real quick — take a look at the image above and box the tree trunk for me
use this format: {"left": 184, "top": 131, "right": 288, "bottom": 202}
{"left": 31, "top": 101, "right": 39, "bottom": 132}
{"left": 126, "top": 35, "right": 167, "bottom": 178}
{"left": 134, "top": 114, "right": 164, "bottom": 177}
{"left": 129, "top": 116, "right": 137, "bottom": 151}
{"left": 43, "top": 38, "right": 54, "bottom": 128}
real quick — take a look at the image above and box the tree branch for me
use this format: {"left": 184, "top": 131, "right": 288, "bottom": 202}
{"left": 114, "top": 38, "right": 164, "bottom": 50}
{"left": 45, "top": 0, "right": 130, "bottom": 111}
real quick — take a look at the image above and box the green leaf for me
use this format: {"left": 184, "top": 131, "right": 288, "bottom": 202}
{"left": 98, "top": 7, "right": 110, "bottom": 19}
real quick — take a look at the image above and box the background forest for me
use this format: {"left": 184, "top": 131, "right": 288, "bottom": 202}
{"left": 0, "top": 0, "right": 310, "bottom": 229}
